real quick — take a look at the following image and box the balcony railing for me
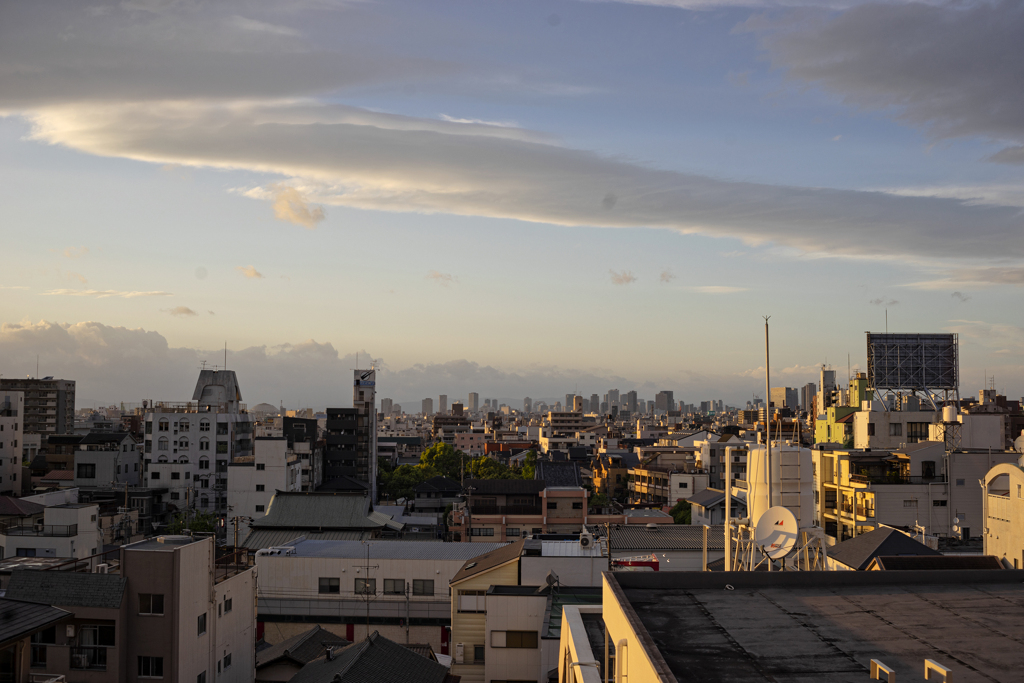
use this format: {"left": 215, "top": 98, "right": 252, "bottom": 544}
{"left": 69, "top": 647, "right": 107, "bottom": 671}
{"left": 857, "top": 506, "right": 875, "bottom": 518}
{"left": 469, "top": 505, "right": 542, "bottom": 516}
{"left": 0, "top": 522, "right": 78, "bottom": 537}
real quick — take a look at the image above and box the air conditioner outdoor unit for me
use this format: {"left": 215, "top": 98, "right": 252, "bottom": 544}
{"left": 455, "top": 643, "right": 464, "bottom": 664}
{"left": 579, "top": 531, "right": 594, "bottom": 549}
{"left": 72, "top": 654, "right": 89, "bottom": 669}
{"left": 94, "top": 563, "right": 109, "bottom": 574}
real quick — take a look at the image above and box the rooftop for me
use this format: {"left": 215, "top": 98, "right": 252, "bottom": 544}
{"left": 262, "top": 539, "right": 510, "bottom": 560}
{"left": 6, "top": 570, "right": 126, "bottom": 608}
{"left": 257, "top": 625, "right": 349, "bottom": 669}
{"left": 611, "top": 569, "right": 1024, "bottom": 682}
{"left": 828, "top": 527, "right": 940, "bottom": 570}
{"left": 0, "top": 598, "right": 72, "bottom": 650}
{"left": 290, "top": 630, "right": 449, "bottom": 683}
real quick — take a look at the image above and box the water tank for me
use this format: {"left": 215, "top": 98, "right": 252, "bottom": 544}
{"left": 942, "top": 406, "right": 957, "bottom": 423}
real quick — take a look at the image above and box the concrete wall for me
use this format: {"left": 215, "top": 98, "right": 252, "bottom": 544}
{"left": 521, "top": 556, "right": 606, "bottom": 587}
{"left": 600, "top": 574, "right": 667, "bottom": 683}
{"left": 984, "top": 464, "right": 1024, "bottom": 569}
{"left": 484, "top": 592, "right": 547, "bottom": 683}
{"left": 216, "top": 566, "right": 256, "bottom": 682}
{"left": 450, "top": 561, "right": 519, "bottom": 683}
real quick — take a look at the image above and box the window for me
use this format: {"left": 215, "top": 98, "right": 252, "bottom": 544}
{"left": 217, "top": 422, "right": 229, "bottom": 435}
{"left": 469, "top": 528, "right": 494, "bottom": 536}
{"left": 179, "top": 439, "right": 188, "bottom": 449}
{"left": 256, "top": 463, "right": 265, "bottom": 471}
{"left": 158, "top": 420, "right": 169, "bottom": 432}
{"left": 318, "top": 577, "right": 340, "bottom": 594}
{"left": 179, "top": 421, "right": 190, "bottom": 432}
{"left": 679, "top": 482, "right": 688, "bottom": 489}
{"left": 255, "top": 505, "right": 264, "bottom": 513}
{"left": 922, "top": 461, "right": 937, "bottom": 479}
{"left": 171, "top": 472, "right": 180, "bottom": 480}
{"left": 200, "top": 420, "right": 210, "bottom": 432}
{"left": 458, "top": 589, "right": 486, "bottom": 613}
{"left": 139, "top": 593, "right": 165, "bottom": 615}
{"left": 412, "top": 579, "right": 433, "bottom": 596}
{"left": 710, "top": 466, "right": 716, "bottom": 474}
{"left": 199, "top": 457, "right": 209, "bottom": 468}
{"left": 224, "top": 598, "right": 232, "bottom": 613}
{"left": 171, "top": 492, "right": 179, "bottom": 500}
{"left": 31, "top": 626, "right": 55, "bottom": 667}
{"left": 199, "top": 438, "right": 210, "bottom": 451}
{"left": 158, "top": 437, "right": 169, "bottom": 451}
{"left": 867, "top": 423, "right": 875, "bottom": 436}
{"left": 956, "top": 479, "right": 966, "bottom": 486}
{"left": 197, "top": 673, "right": 206, "bottom": 683}
{"left": 889, "top": 423, "right": 903, "bottom": 437}
{"left": 933, "top": 499, "right": 947, "bottom": 507}
{"left": 77, "top": 463, "right": 96, "bottom": 479}
{"left": 903, "top": 500, "right": 918, "bottom": 508}
{"left": 532, "top": 528, "right": 543, "bottom": 535}
{"left": 907, "top": 422, "right": 930, "bottom": 442}
{"left": 216, "top": 442, "right": 228, "bottom": 454}
{"left": 547, "top": 502, "right": 557, "bottom": 510}
{"left": 146, "top": 421, "right": 153, "bottom": 435}
{"left": 355, "top": 578, "right": 376, "bottom": 595}
{"left": 474, "top": 645, "right": 485, "bottom": 663}
{"left": 150, "top": 471, "right": 160, "bottom": 480}
{"left": 138, "top": 656, "right": 163, "bottom": 678}
{"left": 572, "top": 502, "right": 583, "bottom": 510}
{"left": 255, "top": 484, "right": 264, "bottom": 492}
{"left": 384, "top": 579, "right": 404, "bottom": 595}
{"left": 198, "top": 613, "right": 207, "bottom": 635}
{"left": 491, "top": 630, "right": 539, "bottom": 648}
{"left": 223, "top": 653, "right": 231, "bottom": 669}
{"left": 506, "top": 528, "right": 520, "bottom": 537}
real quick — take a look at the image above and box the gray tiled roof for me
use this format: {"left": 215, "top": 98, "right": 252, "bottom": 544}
{"left": 0, "top": 598, "right": 71, "bottom": 649}
{"left": 414, "top": 476, "right": 461, "bottom": 494}
{"left": 286, "top": 539, "right": 510, "bottom": 560}
{"left": 290, "top": 631, "right": 449, "bottom": 683}
{"left": 0, "top": 497, "right": 44, "bottom": 517}
{"left": 257, "top": 625, "right": 349, "bottom": 669}
{"left": 607, "top": 524, "right": 726, "bottom": 551}
{"left": 249, "top": 493, "right": 381, "bottom": 530}
{"left": 828, "top": 527, "right": 941, "bottom": 570}
{"left": 536, "top": 461, "right": 582, "bottom": 487}
{"left": 242, "top": 529, "right": 368, "bottom": 550}
{"left": 5, "top": 570, "right": 127, "bottom": 609}
{"left": 463, "top": 479, "right": 545, "bottom": 495}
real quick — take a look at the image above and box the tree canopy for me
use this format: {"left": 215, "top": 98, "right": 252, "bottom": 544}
{"left": 378, "top": 443, "right": 536, "bottom": 500}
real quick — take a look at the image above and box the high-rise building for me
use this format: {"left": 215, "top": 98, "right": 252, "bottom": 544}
{"left": 655, "top": 391, "right": 674, "bottom": 413}
{"left": 625, "top": 390, "right": 638, "bottom": 413}
{"left": 439, "top": 394, "right": 448, "bottom": 415}
{"left": 380, "top": 398, "right": 393, "bottom": 415}
{"left": 800, "top": 383, "right": 816, "bottom": 414}
{"left": 0, "top": 391, "right": 24, "bottom": 495}
{"left": 353, "top": 369, "right": 378, "bottom": 501}
{"left": 590, "top": 394, "right": 600, "bottom": 414}
{"left": 608, "top": 389, "right": 620, "bottom": 408}
{"left": 0, "top": 377, "right": 75, "bottom": 435}
{"left": 422, "top": 398, "right": 434, "bottom": 416}
{"left": 468, "top": 392, "right": 480, "bottom": 412}
{"left": 581, "top": 398, "right": 590, "bottom": 413}
{"left": 524, "top": 397, "right": 532, "bottom": 413}
{"left": 770, "top": 387, "right": 799, "bottom": 410}
{"left": 573, "top": 395, "right": 584, "bottom": 412}
{"left": 565, "top": 394, "right": 575, "bottom": 412}
{"left": 818, "top": 367, "right": 837, "bottom": 414}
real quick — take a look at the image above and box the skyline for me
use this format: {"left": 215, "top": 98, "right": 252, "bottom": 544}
{"left": 2, "top": 0, "right": 1022, "bottom": 404}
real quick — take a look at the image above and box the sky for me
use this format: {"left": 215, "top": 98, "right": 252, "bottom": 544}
{"left": 0, "top": 0, "right": 1022, "bottom": 409}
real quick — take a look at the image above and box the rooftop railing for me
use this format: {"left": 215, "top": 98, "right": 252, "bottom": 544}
{"left": 0, "top": 522, "right": 78, "bottom": 537}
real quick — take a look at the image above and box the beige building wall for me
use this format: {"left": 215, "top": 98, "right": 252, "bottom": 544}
{"left": 984, "top": 463, "right": 1024, "bottom": 569}
{"left": 484, "top": 592, "right": 547, "bottom": 683}
{"left": 450, "top": 561, "right": 519, "bottom": 683}
{"left": 599, "top": 574, "right": 669, "bottom": 683}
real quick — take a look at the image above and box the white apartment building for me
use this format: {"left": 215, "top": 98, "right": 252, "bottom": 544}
{"left": 73, "top": 432, "right": 141, "bottom": 488}
{"left": 0, "top": 502, "right": 102, "bottom": 559}
{"left": 226, "top": 437, "right": 302, "bottom": 540}
{"left": 0, "top": 391, "right": 24, "bottom": 496}
{"left": 144, "top": 370, "right": 254, "bottom": 522}
{"left": 852, "top": 405, "right": 1003, "bottom": 450}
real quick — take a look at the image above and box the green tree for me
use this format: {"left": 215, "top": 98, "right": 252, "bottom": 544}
{"left": 384, "top": 464, "right": 438, "bottom": 500}
{"left": 166, "top": 511, "right": 218, "bottom": 534}
{"left": 669, "top": 500, "right": 691, "bottom": 525}
{"left": 419, "top": 443, "right": 468, "bottom": 481}
{"left": 520, "top": 450, "right": 537, "bottom": 480}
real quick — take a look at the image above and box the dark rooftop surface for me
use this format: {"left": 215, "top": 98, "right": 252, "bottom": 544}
{"left": 613, "top": 570, "right": 1024, "bottom": 683}
{"left": 535, "top": 460, "right": 583, "bottom": 487}
{"left": 6, "top": 570, "right": 126, "bottom": 609}
{"left": 0, "top": 598, "right": 71, "bottom": 650}
{"left": 257, "top": 625, "right": 349, "bottom": 669}
{"left": 290, "top": 630, "right": 449, "bottom": 683}
{"left": 828, "top": 527, "right": 940, "bottom": 571}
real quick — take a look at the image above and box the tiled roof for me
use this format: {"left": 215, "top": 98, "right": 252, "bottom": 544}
{"left": 257, "top": 625, "right": 349, "bottom": 669}
{"left": 41, "top": 470, "right": 75, "bottom": 481}
{"left": 5, "top": 570, "right": 126, "bottom": 609}
{"left": 607, "top": 524, "right": 726, "bottom": 551}
{"left": 0, "top": 598, "right": 71, "bottom": 650}
{"left": 242, "top": 530, "right": 368, "bottom": 550}
{"left": 828, "top": 527, "right": 941, "bottom": 571}
{"left": 290, "top": 631, "right": 449, "bottom": 683}
{"left": 536, "top": 461, "right": 582, "bottom": 487}
{"left": 249, "top": 493, "right": 381, "bottom": 530}
{"left": 0, "top": 497, "right": 44, "bottom": 517}
{"left": 451, "top": 539, "right": 525, "bottom": 585}
{"left": 283, "top": 539, "right": 510, "bottom": 560}
{"left": 871, "top": 555, "right": 1003, "bottom": 571}
{"left": 463, "top": 479, "right": 545, "bottom": 495}
{"left": 79, "top": 432, "right": 133, "bottom": 445}
{"left": 414, "top": 476, "right": 462, "bottom": 494}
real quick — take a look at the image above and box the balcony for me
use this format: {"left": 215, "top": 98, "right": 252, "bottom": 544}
{"left": 856, "top": 505, "right": 875, "bottom": 518}
{"left": 69, "top": 647, "right": 107, "bottom": 671}
{"left": 326, "top": 419, "right": 358, "bottom": 431}
{"left": 469, "top": 505, "right": 542, "bottom": 516}
{"left": 0, "top": 522, "right": 78, "bottom": 537}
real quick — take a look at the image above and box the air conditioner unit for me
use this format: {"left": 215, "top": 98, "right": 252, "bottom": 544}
{"left": 94, "top": 563, "right": 109, "bottom": 574}
{"left": 455, "top": 643, "right": 464, "bottom": 664}
{"left": 579, "top": 531, "right": 594, "bottom": 549}
{"left": 72, "top": 654, "right": 89, "bottom": 669}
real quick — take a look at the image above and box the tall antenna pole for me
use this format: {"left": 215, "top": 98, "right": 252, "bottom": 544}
{"left": 764, "top": 316, "right": 772, "bottom": 509}
{"left": 224, "top": 342, "right": 227, "bottom": 370}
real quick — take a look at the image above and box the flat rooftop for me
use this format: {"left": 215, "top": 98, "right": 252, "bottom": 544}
{"left": 612, "top": 570, "right": 1024, "bottom": 683}
{"left": 272, "top": 539, "right": 510, "bottom": 560}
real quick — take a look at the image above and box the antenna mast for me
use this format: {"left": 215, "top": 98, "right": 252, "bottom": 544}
{"left": 763, "top": 316, "right": 772, "bottom": 509}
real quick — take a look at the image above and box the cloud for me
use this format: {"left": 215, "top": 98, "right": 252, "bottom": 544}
{"left": 609, "top": 270, "right": 637, "bottom": 285}
{"left": 690, "top": 286, "right": 747, "bottom": 294}
{"left": 832, "top": 135, "right": 842, "bottom": 142}
{"left": 869, "top": 298, "right": 898, "bottom": 306}
{"left": 227, "top": 15, "right": 300, "bottom": 37}
{"left": 951, "top": 291, "right": 971, "bottom": 304}
{"left": 440, "top": 114, "right": 519, "bottom": 128}
{"left": 426, "top": 270, "right": 456, "bottom": 286}
{"left": 21, "top": 100, "right": 1024, "bottom": 267}
{"left": 736, "top": 363, "right": 821, "bottom": 379}
{"left": 41, "top": 289, "right": 172, "bottom": 298}
{"left": 236, "top": 265, "right": 263, "bottom": 279}
{"left": 270, "top": 184, "right": 326, "bottom": 229}
{"left": 59, "top": 246, "right": 89, "bottom": 259}
{"left": 908, "top": 267, "right": 1024, "bottom": 290}
{"left": 166, "top": 306, "right": 198, "bottom": 317}
{"left": 878, "top": 183, "right": 1024, "bottom": 209}
{"left": 750, "top": 1, "right": 1024, "bottom": 161}
{"left": 659, "top": 270, "right": 675, "bottom": 283}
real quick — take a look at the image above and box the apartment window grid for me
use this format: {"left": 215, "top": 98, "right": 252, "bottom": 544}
{"left": 138, "top": 656, "right": 164, "bottom": 678}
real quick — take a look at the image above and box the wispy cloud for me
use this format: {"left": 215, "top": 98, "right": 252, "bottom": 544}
{"left": 41, "top": 289, "right": 172, "bottom": 298}
{"left": 908, "top": 267, "right": 1024, "bottom": 290}
{"left": 426, "top": 270, "right": 456, "bottom": 286}
{"left": 736, "top": 363, "right": 821, "bottom": 378}
{"left": 58, "top": 246, "right": 89, "bottom": 259}
{"left": 271, "top": 184, "right": 325, "bottom": 229}
{"left": 165, "top": 306, "right": 198, "bottom": 317}
{"left": 236, "top": 265, "right": 264, "bottom": 279}
{"left": 227, "top": 15, "right": 300, "bottom": 37}
{"left": 609, "top": 270, "right": 637, "bottom": 285}
{"left": 659, "top": 270, "right": 675, "bottom": 283}
{"left": 440, "top": 114, "right": 519, "bottom": 128}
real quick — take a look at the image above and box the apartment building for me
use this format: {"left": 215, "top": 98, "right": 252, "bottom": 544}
{"left": 227, "top": 437, "right": 302, "bottom": 541}
{"left": 282, "top": 417, "right": 321, "bottom": 491}
{"left": 453, "top": 430, "right": 486, "bottom": 456}
{"left": 143, "top": 370, "right": 255, "bottom": 523}
{"left": 0, "top": 502, "right": 102, "bottom": 560}
{"left": 0, "top": 391, "right": 23, "bottom": 496}
{"left": 983, "top": 460, "right": 1024, "bottom": 569}
{"left": 0, "top": 377, "right": 75, "bottom": 436}
{"left": 73, "top": 432, "right": 141, "bottom": 488}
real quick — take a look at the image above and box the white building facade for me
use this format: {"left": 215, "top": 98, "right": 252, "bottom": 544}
{"left": 226, "top": 437, "right": 302, "bottom": 541}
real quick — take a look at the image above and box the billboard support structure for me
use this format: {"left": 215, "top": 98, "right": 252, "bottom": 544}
{"left": 866, "top": 333, "right": 959, "bottom": 411}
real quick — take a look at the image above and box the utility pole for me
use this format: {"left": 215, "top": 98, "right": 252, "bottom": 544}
{"left": 356, "top": 542, "right": 379, "bottom": 640}
{"left": 764, "top": 316, "right": 773, "bottom": 510}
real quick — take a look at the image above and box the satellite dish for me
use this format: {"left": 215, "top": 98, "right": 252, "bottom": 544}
{"left": 754, "top": 506, "right": 798, "bottom": 560}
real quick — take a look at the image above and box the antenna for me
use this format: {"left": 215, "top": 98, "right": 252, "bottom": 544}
{"left": 754, "top": 506, "right": 798, "bottom": 561}
{"left": 224, "top": 342, "right": 227, "bottom": 370}
{"left": 763, "top": 316, "right": 772, "bottom": 508}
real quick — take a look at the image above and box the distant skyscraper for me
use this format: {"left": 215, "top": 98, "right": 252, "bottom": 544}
{"left": 439, "top": 394, "right": 448, "bottom": 414}
{"left": 770, "top": 387, "right": 799, "bottom": 410}
{"left": 655, "top": 391, "right": 674, "bottom": 413}
{"left": 608, "top": 389, "right": 620, "bottom": 408}
{"left": 573, "top": 395, "right": 583, "bottom": 412}
{"left": 625, "top": 390, "right": 638, "bottom": 413}
{"left": 380, "top": 398, "right": 393, "bottom": 415}
{"left": 801, "top": 383, "right": 816, "bottom": 414}
{"left": 581, "top": 398, "right": 590, "bottom": 413}
{"left": 468, "top": 392, "right": 479, "bottom": 412}
{"left": 590, "top": 394, "right": 600, "bottom": 414}
{"left": 422, "top": 398, "right": 434, "bottom": 416}
{"left": 524, "top": 397, "right": 532, "bottom": 413}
